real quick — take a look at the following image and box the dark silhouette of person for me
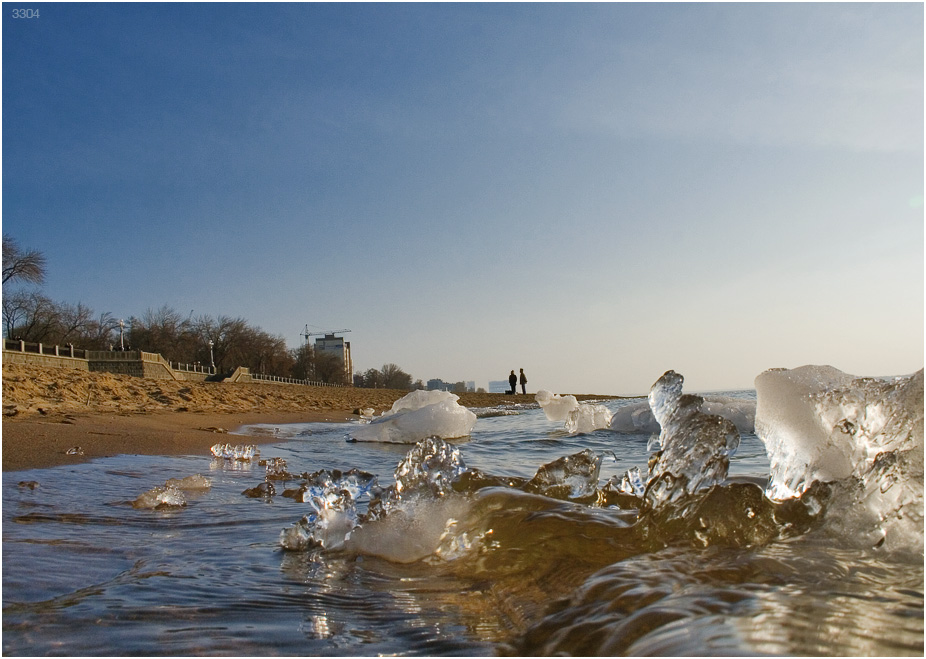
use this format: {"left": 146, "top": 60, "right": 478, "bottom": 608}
{"left": 509, "top": 369, "right": 517, "bottom": 394}
{"left": 519, "top": 368, "right": 527, "bottom": 394}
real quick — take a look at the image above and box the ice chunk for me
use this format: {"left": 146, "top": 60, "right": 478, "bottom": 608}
{"left": 755, "top": 365, "right": 858, "bottom": 500}
{"left": 564, "top": 403, "right": 613, "bottom": 434}
{"left": 279, "top": 515, "right": 314, "bottom": 551}
{"left": 537, "top": 390, "right": 611, "bottom": 434}
{"left": 393, "top": 436, "right": 467, "bottom": 499}
{"left": 609, "top": 401, "right": 662, "bottom": 433}
{"left": 619, "top": 466, "right": 646, "bottom": 496}
{"left": 344, "top": 496, "right": 473, "bottom": 564}
{"left": 643, "top": 370, "right": 740, "bottom": 510}
{"left": 280, "top": 438, "right": 469, "bottom": 554}
{"left": 535, "top": 390, "right": 579, "bottom": 422}
{"left": 133, "top": 484, "right": 186, "bottom": 509}
{"left": 610, "top": 396, "right": 755, "bottom": 434}
{"left": 525, "top": 449, "right": 603, "bottom": 500}
{"left": 133, "top": 473, "right": 210, "bottom": 509}
{"left": 348, "top": 390, "right": 476, "bottom": 443}
{"left": 755, "top": 365, "right": 923, "bottom": 552}
{"left": 348, "top": 438, "right": 473, "bottom": 562}
{"left": 210, "top": 443, "right": 258, "bottom": 460}
{"left": 280, "top": 469, "right": 377, "bottom": 550}
{"left": 700, "top": 396, "right": 756, "bottom": 434}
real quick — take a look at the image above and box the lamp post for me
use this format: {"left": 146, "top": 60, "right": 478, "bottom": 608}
{"left": 208, "top": 340, "right": 215, "bottom": 372}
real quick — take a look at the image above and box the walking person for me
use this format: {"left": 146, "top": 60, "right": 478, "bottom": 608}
{"left": 519, "top": 368, "right": 528, "bottom": 395}
{"left": 508, "top": 369, "right": 517, "bottom": 395}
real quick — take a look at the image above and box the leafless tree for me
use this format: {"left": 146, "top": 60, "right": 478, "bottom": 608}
{"left": 359, "top": 368, "right": 384, "bottom": 388}
{"left": 2, "top": 236, "right": 46, "bottom": 286}
{"left": 313, "top": 350, "right": 349, "bottom": 385}
{"left": 2, "top": 290, "right": 57, "bottom": 342}
{"left": 291, "top": 343, "right": 315, "bottom": 380}
{"left": 380, "top": 363, "right": 413, "bottom": 390}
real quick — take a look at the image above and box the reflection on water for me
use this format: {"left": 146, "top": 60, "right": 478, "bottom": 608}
{"left": 3, "top": 397, "right": 923, "bottom": 656}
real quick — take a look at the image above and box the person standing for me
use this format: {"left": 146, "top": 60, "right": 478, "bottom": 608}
{"left": 519, "top": 368, "right": 528, "bottom": 394}
{"left": 509, "top": 369, "right": 517, "bottom": 395}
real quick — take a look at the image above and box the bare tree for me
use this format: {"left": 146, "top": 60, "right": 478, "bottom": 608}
{"left": 380, "top": 363, "right": 413, "bottom": 390}
{"left": 291, "top": 343, "right": 315, "bottom": 380}
{"left": 2, "top": 236, "right": 46, "bottom": 286}
{"left": 1, "top": 290, "right": 57, "bottom": 342}
{"left": 2, "top": 290, "right": 33, "bottom": 339}
{"left": 84, "top": 312, "right": 121, "bottom": 349}
{"left": 360, "top": 367, "right": 383, "bottom": 388}
{"left": 314, "top": 351, "right": 349, "bottom": 385}
{"left": 55, "top": 302, "right": 94, "bottom": 344}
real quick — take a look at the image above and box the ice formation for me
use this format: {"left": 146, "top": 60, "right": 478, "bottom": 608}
{"left": 608, "top": 402, "right": 662, "bottom": 434}
{"left": 755, "top": 365, "right": 923, "bottom": 551}
{"left": 609, "top": 396, "right": 756, "bottom": 434}
{"left": 348, "top": 390, "right": 477, "bottom": 443}
{"left": 536, "top": 390, "right": 612, "bottom": 434}
{"left": 641, "top": 370, "right": 740, "bottom": 510}
{"left": 535, "top": 390, "right": 580, "bottom": 421}
{"left": 211, "top": 443, "right": 258, "bottom": 460}
{"left": 133, "top": 485, "right": 186, "bottom": 509}
{"left": 565, "top": 403, "right": 613, "bottom": 434}
{"left": 280, "top": 438, "right": 470, "bottom": 557}
{"left": 133, "top": 474, "right": 211, "bottom": 509}
{"left": 279, "top": 469, "right": 378, "bottom": 550}
{"left": 525, "top": 449, "right": 603, "bottom": 500}
{"left": 392, "top": 436, "right": 467, "bottom": 499}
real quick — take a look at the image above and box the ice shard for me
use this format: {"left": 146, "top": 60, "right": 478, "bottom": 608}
{"left": 643, "top": 370, "right": 740, "bottom": 510}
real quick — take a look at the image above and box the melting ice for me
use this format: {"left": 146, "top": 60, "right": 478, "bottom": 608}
{"left": 276, "top": 364, "right": 923, "bottom": 566}
{"left": 348, "top": 390, "right": 476, "bottom": 443}
{"left": 609, "top": 396, "right": 756, "bottom": 434}
{"left": 536, "top": 390, "right": 613, "bottom": 434}
{"left": 641, "top": 370, "right": 741, "bottom": 511}
{"left": 755, "top": 365, "right": 923, "bottom": 552}
{"left": 211, "top": 443, "right": 259, "bottom": 460}
{"left": 133, "top": 474, "right": 211, "bottom": 509}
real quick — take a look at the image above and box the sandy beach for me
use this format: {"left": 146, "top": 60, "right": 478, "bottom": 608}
{"left": 2, "top": 363, "right": 618, "bottom": 472}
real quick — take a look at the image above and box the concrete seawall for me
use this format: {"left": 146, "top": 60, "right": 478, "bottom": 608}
{"left": 3, "top": 341, "right": 238, "bottom": 383}
{"left": 1, "top": 341, "right": 356, "bottom": 388}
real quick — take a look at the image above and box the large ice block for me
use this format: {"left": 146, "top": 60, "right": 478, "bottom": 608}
{"left": 348, "top": 389, "right": 476, "bottom": 443}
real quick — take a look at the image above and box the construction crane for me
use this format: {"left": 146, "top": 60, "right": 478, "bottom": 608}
{"left": 301, "top": 325, "right": 351, "bottom": 344}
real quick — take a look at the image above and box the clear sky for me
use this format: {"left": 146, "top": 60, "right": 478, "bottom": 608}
{"left": 3, "top": 2, "right": 923, "bottom": 395}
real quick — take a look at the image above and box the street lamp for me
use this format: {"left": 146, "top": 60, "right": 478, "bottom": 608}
{"left": 208, "top": 340, "right": 215, "bottom": 372}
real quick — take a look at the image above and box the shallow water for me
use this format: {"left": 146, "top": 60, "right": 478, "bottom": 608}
{"left": 3, "top": 393, "right": 923, "bottom": 656}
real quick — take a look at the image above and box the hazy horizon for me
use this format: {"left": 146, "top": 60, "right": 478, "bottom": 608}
{"left": 3, "top": 3, "right": 923, "bottom": 396}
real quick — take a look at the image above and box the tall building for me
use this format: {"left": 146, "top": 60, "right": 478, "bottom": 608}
{"left": 314, "top": 334, "right": 352, "bottom": 382}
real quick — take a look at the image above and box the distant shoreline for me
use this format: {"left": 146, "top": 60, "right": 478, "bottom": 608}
{"left": 2, "top": 363, "right": 625, "bottom": 472}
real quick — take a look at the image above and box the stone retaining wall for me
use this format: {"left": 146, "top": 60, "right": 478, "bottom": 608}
{"left": 2, "top": 350, "right": 91, "bottom": 371}
{"left": 4, "top": 342, "right": 248, "bottom": 384}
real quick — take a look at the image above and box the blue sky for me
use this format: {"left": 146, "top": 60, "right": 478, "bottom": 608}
{"left": 3, "top": 2, "right": 923, "bottom": 395}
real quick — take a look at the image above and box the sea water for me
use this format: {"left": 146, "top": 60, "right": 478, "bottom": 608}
{"left": 3, "top": 385, "right": 923, "bottom": 656}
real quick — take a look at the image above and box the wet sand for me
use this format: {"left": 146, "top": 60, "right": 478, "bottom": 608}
{"left": 4, "top": 364, "right": 617, "bottom": 472}
{"left": 1, "top": 410, "right": 357, "bottom": 472}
